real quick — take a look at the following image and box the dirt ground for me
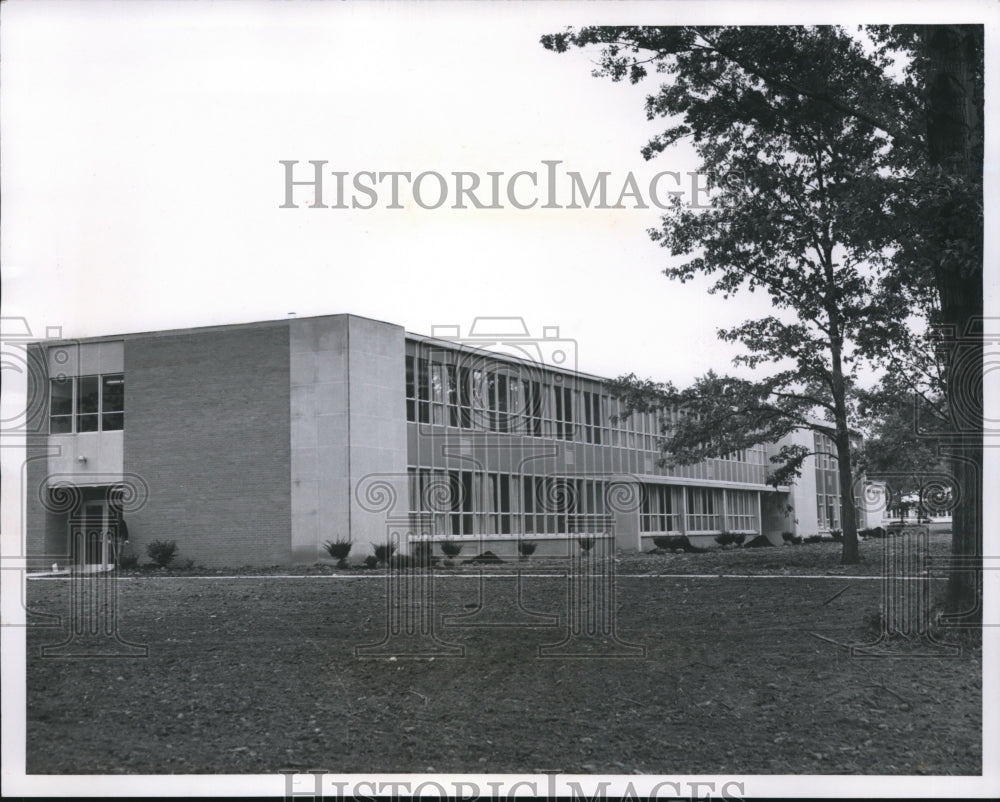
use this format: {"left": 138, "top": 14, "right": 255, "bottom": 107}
{"left": 24, "top": 535, "right": 981, "bottom": 775}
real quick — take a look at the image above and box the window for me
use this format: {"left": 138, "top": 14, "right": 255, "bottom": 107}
{"left": 553, "top": 385, "right": 574, "bottom": 440}
{"left": 583, "top": 391, "right": 605, "bottom": 444}
{"left": 725, "top": 489, "right": 758, "bottom": 532}
{"left": 101, "top": 375, "right": 125, "bottom": 430}
{"left": 814, "top": 432, "right": 841, "bottom": 529}
{"left": 410, "top": 466, "right": 608, "bottom": 537}
{"left": 687, "top": 487, "right": 720, "bottom": 531}
{"left": 487, "top": 473, "right": 517, "bottom": 534}
{"left": 522, "top": 379, "right": 543, "bottom": 436}
{"left": 406, "top": 355, "right": 415, "bottom": 421}
{"left": 640, "top": 485, "right": 677, "bottom": 532}
{"left": 49, "top": 377, "right": 74, "bottom": 433}
{"left": 49, "top": 374, "right": 124, "bottom": 434}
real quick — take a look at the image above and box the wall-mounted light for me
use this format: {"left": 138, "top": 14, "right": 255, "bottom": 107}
{"left": 77, "top": 455, "right": 88, "bottom": 464}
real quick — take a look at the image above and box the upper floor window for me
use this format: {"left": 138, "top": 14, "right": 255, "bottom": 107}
{"left": 50, "top": 374, "right": 124, "bottom": 433}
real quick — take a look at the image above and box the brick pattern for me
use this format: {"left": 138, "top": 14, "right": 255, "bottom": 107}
{"left": 123, "top": 325, "right": 291, "bottom": 567}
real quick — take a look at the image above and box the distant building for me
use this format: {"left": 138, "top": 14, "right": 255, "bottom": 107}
{"left": 24, "top": 313, "right": 862, "bottom": 568}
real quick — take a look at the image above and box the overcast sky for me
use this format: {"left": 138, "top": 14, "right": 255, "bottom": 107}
{"left": 3, "top": 2, "right": 996, "bottom": 389}
{"left": 0, "top": 0, "right": 864, "bottom": 385}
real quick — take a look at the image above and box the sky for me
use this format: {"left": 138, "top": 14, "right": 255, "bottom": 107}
{"left": 0, "top": 0, "right": 830, "bottom": 386}
{"left": 4, "top": 2, "right": 996, "bottom": 387}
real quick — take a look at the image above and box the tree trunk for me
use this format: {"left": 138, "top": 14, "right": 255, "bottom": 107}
{"left": 923, "top": 24, "right": 983, "bottom": 620}
{"left": 834, "top": 426, "right": 859, "bottom": 565}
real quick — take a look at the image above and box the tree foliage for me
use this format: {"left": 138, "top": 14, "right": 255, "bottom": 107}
{"left": 546, "top": 26, "right": 922, "bottom": 562}
{"left": 543, "top": 25, "right": 982, "bottom": 591}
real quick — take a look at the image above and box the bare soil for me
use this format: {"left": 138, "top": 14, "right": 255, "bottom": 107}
{"left": 25, "top": 535, "right": 981, "bottom": 775}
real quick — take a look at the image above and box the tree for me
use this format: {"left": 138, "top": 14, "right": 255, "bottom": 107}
{"left": 542, "top": 26, "right": 982, "bottom": 602}
{"left": 868, "top": 25, "right": 983, "bottom": 619}
{"left": 545, "top": 26, "right": 909, "bottom": 563}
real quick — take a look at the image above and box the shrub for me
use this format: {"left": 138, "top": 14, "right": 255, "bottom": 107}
{"left": 465, "top": 550, "right": 504, "bottom": 564}
{"left": 652, "top": 535, "right": 705, "bottom": 553}
{"left": 363, "top": 555, "right": 378, "bottom": 569}
{"left": 781, "top": 531, "right": 796, "bottom": 543}
{"left": 146, "top": 540, "right": 178, "bottom": 568}
{"left": 118, "top": 550, "right": 139, "bottom": 570}
{"left": 715, "top": 532, "right": 744, "bottom": 547}
{"left": 577, "top": 536, "right": 595, "bottom": 552}
{"left": 439, "top": 539, "right": 463, "bottom": 558}
{"left": 653, "top": 535, "right": 685, "bottom": 550}
{"left": 830, "top": 529, "right": 843, "bottom": 541}
{"left": 804, "top": 534, "right": 823, "bottom": 544}
{"left": 517, "top": 540, "right": 537, "bottom": 558}
{"left": 863, "top": 526, "right": 886, "bottom": 539}
{"left": 731, "top": 533, "right": 746, "bottom": 546}
{"left": 373, "top": 542, "right": 397, "bottom": 565}
{"left": 323, "top": 539, "right": 353, "bottom": 567}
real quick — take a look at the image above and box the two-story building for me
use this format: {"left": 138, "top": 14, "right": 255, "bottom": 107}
{"left": 23, "top": 313, "right": 860, "bottom": 568}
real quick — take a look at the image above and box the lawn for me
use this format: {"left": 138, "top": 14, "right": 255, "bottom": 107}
{"left": 25, "top": 535, "right": 981, "bottom": 775}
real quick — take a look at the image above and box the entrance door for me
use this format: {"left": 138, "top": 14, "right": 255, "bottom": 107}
{"left": 72, "top": 501, "right": 110, "bottom": 568}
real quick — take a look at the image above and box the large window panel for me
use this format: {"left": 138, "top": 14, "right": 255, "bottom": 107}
{"left": 101, "top": 374, "right": 125, "bottom": 431}
{"left": 76, "top": 376, "right": 100, "bottom": 432}
{"left": 49, "top": 378, "right": 74, "bottom": 433}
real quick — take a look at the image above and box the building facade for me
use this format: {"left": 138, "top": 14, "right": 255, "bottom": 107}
{"left": 24, "top": 313, "right": 858, "bottom": 568}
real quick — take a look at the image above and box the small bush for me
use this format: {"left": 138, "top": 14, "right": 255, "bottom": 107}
{"left": 715, "top": 532, "right": 744, "bottom": 547}
{"left": 118, "top": 550, "right": 139, "bottom": 570}
{"left": 731, "top": 533, "right": 746, "bottom": 546}
{"left": 373, "top": 542, "right": 397, "bottom": 565}
{"left": 804, "top": 534, "right": 823, "bottom": 544}
{"left": 781, "top": 531, "right": 796, "bottom": 543}
{"left": 146, "top": 540, "right": 178, "bottom": 568}
{"left": 863, "top": 526, "right": 886, "bottom": 539}
{"left": 323, "top": 539, "right": 353, "bottom": 567}
{"left": 830, "top": 529, "right": 843, "bottom": 541}
{"left": 577, "top": 536, "right": 595, "bottom": 552}
{"left": 517, "top": 540, "right": 537, "bottom": 558}
{"left": 652, "top": 535, "right": 705, "bottom": 553}
{"left": 464, "top": 550, "right": 504, "bottom": 565}
{"left": 363, "top": 555, "right": 378, "bottom": 569}
{"left": 439, "top": 539, "right": 463, "bottom": 558}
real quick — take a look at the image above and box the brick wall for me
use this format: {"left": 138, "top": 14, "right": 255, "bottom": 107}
{"left": 123, "top": 324, "right": 291, "bottom": 567}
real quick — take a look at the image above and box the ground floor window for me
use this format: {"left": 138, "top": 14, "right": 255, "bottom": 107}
{"left": 724, "top": 489, "right": 759, "bottom": 532}
{"left": 408, "top": 467, "right": 607, "bottom": 536}
{"left": 640, "top": 484, "right": 679, "bottom": 532}
{"left": 686, "top": 487, "right": 721, "bottom": 532}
